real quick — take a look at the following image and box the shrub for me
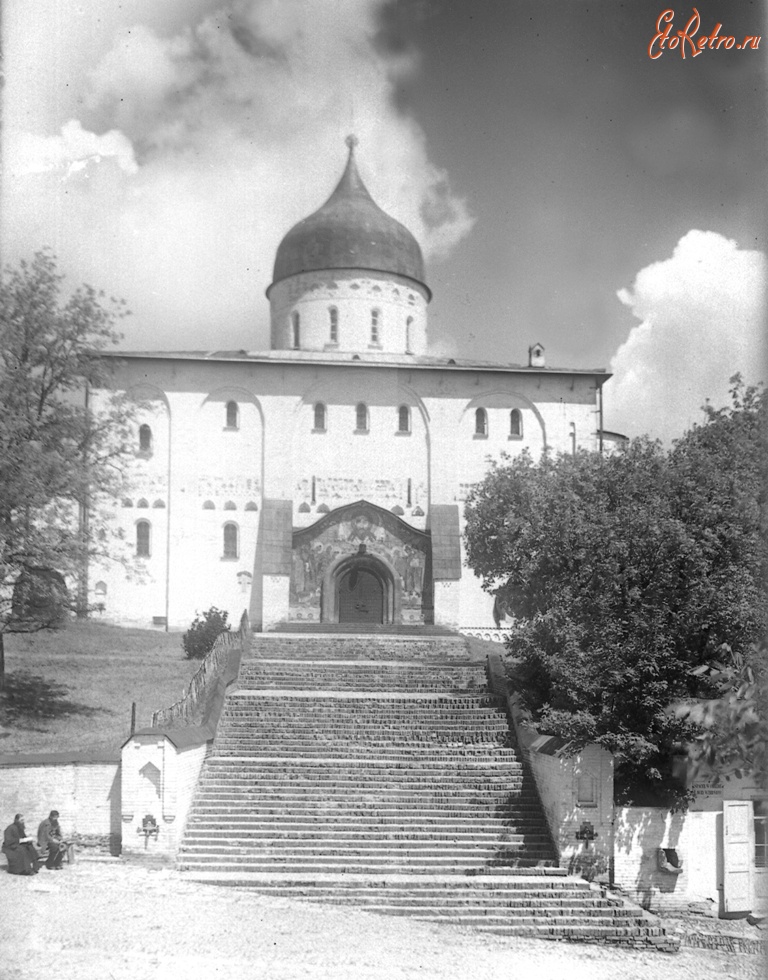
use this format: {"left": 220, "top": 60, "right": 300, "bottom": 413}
{"left": 182, "top": 606, "right": 230, "bottom": 659}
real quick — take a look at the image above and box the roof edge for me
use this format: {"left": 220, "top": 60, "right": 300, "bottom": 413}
{"left": 96, "top": 349, "right": 611, "bottom": 379}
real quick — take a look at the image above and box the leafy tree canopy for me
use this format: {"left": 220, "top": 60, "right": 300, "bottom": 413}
{"left": 0, "top": 251, "right": 133, "bottom": 676}
{"left": 673, "top": 644, "right": 767, "bottom": 790}
{"left": 464, "top": 377, "right": 766, "bottom": 804}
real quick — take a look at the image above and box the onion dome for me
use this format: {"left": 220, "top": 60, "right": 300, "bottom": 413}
{"left": 269, "top": 136, "right": 429, "bottom": 298}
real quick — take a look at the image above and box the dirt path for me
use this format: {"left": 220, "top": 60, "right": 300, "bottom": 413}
{"left": 0, "top": 860, "right": 763, "bottom": 980}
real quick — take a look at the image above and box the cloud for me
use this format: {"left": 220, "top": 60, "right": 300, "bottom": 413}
{"left": 8, "top": 121, "right": 139, "bottom": 177}
{"left": 606, "top": 230, "right": 766, "bottom": 443}
{"left": 2, "top": 0, "right": 472, "bottom": 352}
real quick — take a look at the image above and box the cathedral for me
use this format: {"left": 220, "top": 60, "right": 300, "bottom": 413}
{"left": 93, "top": 138, "right": 611, "bottom": 633}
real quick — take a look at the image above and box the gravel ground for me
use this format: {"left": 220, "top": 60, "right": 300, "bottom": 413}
{"left": 0, "top": 859, "right": 764, "bottom": 980}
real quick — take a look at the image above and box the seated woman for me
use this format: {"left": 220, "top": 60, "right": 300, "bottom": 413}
{"left": 2, "top": 814, "right": 40, "bottom": 875}
{"left": 37, "top": 810, "right": 68, "bottom": 870}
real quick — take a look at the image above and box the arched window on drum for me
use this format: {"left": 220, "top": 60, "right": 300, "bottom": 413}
{"left": 328, "top": 307, "right": 339, "bottom": 344}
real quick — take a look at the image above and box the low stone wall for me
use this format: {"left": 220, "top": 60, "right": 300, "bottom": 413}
{"left": 0, "top": 752, "right": 121, "bottom": 854}
{"left": 487, "top": 651, "right": 614, "bottom": 879}
{"left": 612, "top": 806, "right": 692, "bottom": 913}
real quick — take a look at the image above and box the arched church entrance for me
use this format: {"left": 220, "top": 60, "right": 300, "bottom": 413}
{"left": 289, "top": 500, "right": 432, "bottom": 626}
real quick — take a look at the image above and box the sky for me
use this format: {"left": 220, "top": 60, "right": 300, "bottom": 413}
{"left": 2, "top": 0, "right": 766, "bottom": 443}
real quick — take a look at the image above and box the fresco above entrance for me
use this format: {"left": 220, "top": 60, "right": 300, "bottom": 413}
{"left": 290, "top": 500, "right": 432, "bottom": 624}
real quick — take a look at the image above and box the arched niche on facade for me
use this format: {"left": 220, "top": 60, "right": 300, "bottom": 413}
{"left": 460, "top": 389, "right": 547, "bottom": 449}
{"left": 199, "top": 387, "right": 265, "bottom": 428}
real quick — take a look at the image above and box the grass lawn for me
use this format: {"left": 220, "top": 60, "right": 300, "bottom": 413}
{"left": 0, "top": 621, "right": 199, "bottom": 757}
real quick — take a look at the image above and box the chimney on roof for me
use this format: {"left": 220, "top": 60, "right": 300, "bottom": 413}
{"left": 528, "top": 343, "right": 545, "bottom": 368}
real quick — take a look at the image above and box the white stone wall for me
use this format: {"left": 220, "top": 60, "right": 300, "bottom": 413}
{"left": 613, "top": 775, "right": 765, "bottom": 915}
{"left": 290, "top": 375, "right": 430, "bottom": 530}
{"left": 269, "top": 270, "right": 429, "bottom": 355}
{"left": 526, "top": 743, "right": 614, "bottom": 878}
{"left": 92, "top": 356, "right": 602, "bottom": 630}
{"left": 120, "top": 734, "right": 208, "bottom": 858}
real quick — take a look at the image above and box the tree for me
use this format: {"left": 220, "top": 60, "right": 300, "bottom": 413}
{"left": 464, "top": 380, "right": 766, "bottom": 805}
{"left": 673, "top": 645, "right": 767, "bottom": 789}
{"left": 0, "top": 251, "right": 133, "bottom": 685}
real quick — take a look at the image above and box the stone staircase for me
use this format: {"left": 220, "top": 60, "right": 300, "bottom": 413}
{"left": 178, "top": 633, "right": 677, "bottom": 949}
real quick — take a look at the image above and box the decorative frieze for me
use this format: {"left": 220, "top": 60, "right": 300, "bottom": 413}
{"left": 196, "top": 477, "right": 261, "bottom": 498}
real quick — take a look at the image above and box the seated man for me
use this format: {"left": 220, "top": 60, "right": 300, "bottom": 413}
{"left": 3, "top": 814, "right": 40, "bottom": 875}
{"left": 37, "top": 810, "right": 68, "bottom": 870}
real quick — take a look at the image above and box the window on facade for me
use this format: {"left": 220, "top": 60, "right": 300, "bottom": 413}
{"left": 356, "top": 403, "right": 369, "bottom": 432}
{"left": 291, "top": 311, "right": 301, "bottom": 349}
{"left": 136, "top": 520, "right": 151, "bottom": 558}
{"left": 570, "top": 422, "right": 577, "bottom": 456}
{"left": 95, "top": 581, "right": 107, "bottom": 597}
{"left": 370, "top": 309, "right": 380, "bottom": 344}
{"left": 756, "top": 800, "right": 767, "bottom": 869}
{"left": 138, "top": 424, "right": 152, "bottom": 452}
{"left": 509, "top": 409, "right": 522, "bottom": 438}
{"left": 475, "top": 408, "right": 488, "bottom": 436}
{"left": 329, "top": 307, "right": 338, "bottom": 344}
{"left": 225, "top": 401, "right": 239, "bottom": 429}
{"left": 314, "top": 402, "right": 327, "bottom": 431}
{"left": 223, "top": 522, "right": 239, "bottom": 559}
{"left": 398, "top": 405, "right": 410, "bottom": 433}
{"left": 405, "top": 316, "right": 413, "bottom": 353}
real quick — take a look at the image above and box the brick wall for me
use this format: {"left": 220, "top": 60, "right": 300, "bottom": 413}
{"left": 614, "top": 775, "right": 764, "bottom": 916}
{"left": 525, "top": 739, "right": 613, "bottom": 879}
{"left": 612, "top": 806, "right": 693, "bottom": 912}
{"left": 0, "top": 753, "right": 121, "bottom": 851}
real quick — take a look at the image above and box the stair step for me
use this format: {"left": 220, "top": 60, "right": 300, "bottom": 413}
{"left": 176, "top": 636, "right": 673, "bottom": 951}
{"left": 179, "top": 858, "right": 558, "bottom": 871}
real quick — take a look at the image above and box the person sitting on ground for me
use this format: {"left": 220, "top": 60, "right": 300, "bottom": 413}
{"left": 2, "top": 814, "right": 40, "bottom": 875}
{"left": 37, "top": 810, "right": 68, "bottom": 870}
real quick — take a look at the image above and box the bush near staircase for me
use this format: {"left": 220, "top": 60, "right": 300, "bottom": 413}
{"left": 182, "top": 607, "right": 230, "bottom": 660}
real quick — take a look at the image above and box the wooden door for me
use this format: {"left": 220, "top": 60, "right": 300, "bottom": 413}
{"left": 723, "top": 800, "right": 753, "bottom": 913}
{"left": 338, "top": 569, "right": 384, "bottom": 624}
